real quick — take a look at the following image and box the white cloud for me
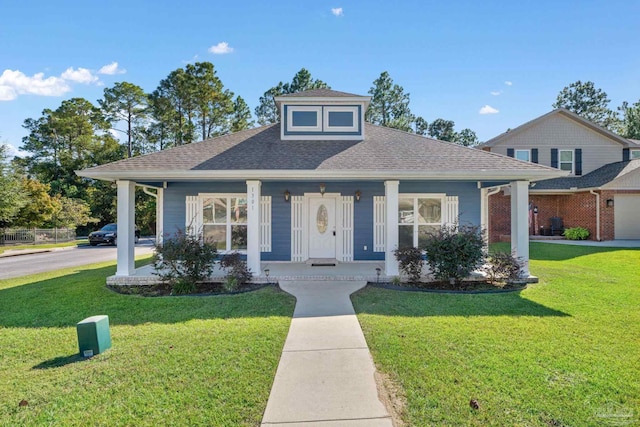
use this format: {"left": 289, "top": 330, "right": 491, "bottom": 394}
{"left": 479, "top": 105, "right": 499, "bottom": 114}
{"left": 61, "top": 67, "right": 99, "bottom": 84}
{"left": 208, "top": 42, "right": 234, "bottom": 54}
{"left": 331, "top": 7, "right": 343, "bottom": 16}
{"left": 0, "top": 69, "right": 71, "bottom": 100}
{"left": 98, "top": 61, "right": 126, "bottom": 75}
{"left": 0, "top": 85, "right": 17, "bottom": 101}
{"left": 2, "top": 143, "right": 30, "bottom": 158}
{"left": 504, "top": 81, "right": 513, "bottom": 86}
{"left": 490, "top": 90, "right": 501, "bottom": 96}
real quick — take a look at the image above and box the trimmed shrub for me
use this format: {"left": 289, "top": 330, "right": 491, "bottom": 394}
{"left": 219, "top": 252, "right": 252, "bottom": 291}
{"left": 482, "top": 251, "right": 523, "bottom": 284}
{"left": 421, "top": 224, "right": 485, "bottom": 282}
{"left": 393, "top": 247, "right": 424, "bottom": 283}
{"left": 563, "top": 227, "right": 590, "bottom": 240}
{"left": 153, "top": 230, "right": 218, "bottom": 294}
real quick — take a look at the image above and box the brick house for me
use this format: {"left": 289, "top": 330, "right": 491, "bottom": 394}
{"left": 481, "top": 109, "right": 640, "bottom": 242}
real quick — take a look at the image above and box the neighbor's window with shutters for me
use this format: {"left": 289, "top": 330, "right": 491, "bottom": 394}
{"left": 398, "top": 196, "right": 443, "bottom": 248}
{"left": 201, "top": 195, "right": 247, "bottom": 251}
{"left": 559, "top": 150, "right": 574, "bottom": 173}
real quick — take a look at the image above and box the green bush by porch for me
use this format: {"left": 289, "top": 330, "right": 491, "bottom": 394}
{"left": 0, "top": 257, "right": 295, "bottom": 426}
{"left": 352, "top": 242, "right": 640, "bottom": 426}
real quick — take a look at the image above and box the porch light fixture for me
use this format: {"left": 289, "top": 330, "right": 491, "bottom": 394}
{"left": 375, "top": 267, "right": 381, "bottom": 283}
{"left": 319, "top": 183, "right": 326, "bottom": 196}
{"left": 284, "top": 190, "right": 291, "bottom": 202}
{"left": 606, "top": 199, "right": 614, "bottom": 207}
{"left": 355, "top": 190, "right": 362, "bottom": 202}
{"left": 264, "top": 268, "right": 270, "bottom": 280}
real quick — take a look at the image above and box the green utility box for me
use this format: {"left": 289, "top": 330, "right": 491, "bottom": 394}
{"left": 77, "top": 315, "right": 111, "bottom": 357}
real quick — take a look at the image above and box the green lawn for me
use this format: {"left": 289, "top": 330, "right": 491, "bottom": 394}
{"left": 353, "top": 243, "right": 640, "bottom": 427}
{"left": 0, "top": 257, "right": 295, "bottom": 426}
{"left": 0, "top": 239, "right": 87, "bottom": 255}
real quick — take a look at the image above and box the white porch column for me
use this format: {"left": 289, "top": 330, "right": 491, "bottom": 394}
{"left": 116, "top": 180, "right": 136, "bottom": 276}
{"left": 385, "top": 180, "right": 400, "bottom": 276}
{"left": 156, "top": 187, "right": 164, "bottom": 245}
{"left": 246, "top": 180, "right": 261, "bottom": 276}
{"left": 510, "top": 180, "right": 530, "bottom": 277}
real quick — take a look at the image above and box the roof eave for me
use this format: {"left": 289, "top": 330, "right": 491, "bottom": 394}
{"left": 77, "top": 168, "right": 568, "bottom": 182}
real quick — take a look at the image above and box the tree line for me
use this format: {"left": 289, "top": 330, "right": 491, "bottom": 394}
{"left": 3, "top": 63, "right": 638, "bottom": 235}
{"left": 0, "top": 65, "right": 478, "bottom": 233}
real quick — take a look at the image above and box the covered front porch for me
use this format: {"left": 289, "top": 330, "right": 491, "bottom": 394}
{"left": 111, "top": 178, "right": 533, "bottom": 284}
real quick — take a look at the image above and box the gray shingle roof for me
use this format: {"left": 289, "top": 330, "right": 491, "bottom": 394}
{"left": 277, "top": 88, "right": 363, "bottom": 98}
{"left": 78, "top": 123, "right": 563, "bottom": 181}
{"left": 532, "top": 160, "right": 640, "bottom": 190}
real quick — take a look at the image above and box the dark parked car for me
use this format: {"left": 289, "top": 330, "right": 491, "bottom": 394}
{"left": 88, "top": 223, "right": 140, "bottom": 246}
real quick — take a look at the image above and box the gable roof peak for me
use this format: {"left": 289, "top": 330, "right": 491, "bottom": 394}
{"left": 481, "top": 108, "right": 631, "bottom": 148}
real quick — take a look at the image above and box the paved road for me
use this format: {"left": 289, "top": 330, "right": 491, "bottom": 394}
{"left": 0, "top": 239, "right": 155, "bottom": 280}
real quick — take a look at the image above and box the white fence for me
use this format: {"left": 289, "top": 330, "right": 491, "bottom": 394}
{"left": 1, "top": 228, "right": 76, "bottom": 245}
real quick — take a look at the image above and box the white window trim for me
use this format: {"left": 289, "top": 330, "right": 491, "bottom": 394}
{"left": 398, "top": 193, "right": 446, "bottom": 247}
{"left": 630, "top": 149, "right": 640, "bottom": 160}
{"left": 515, "top": 149, "right": 531, "bottom": 162}
{"left": 559, "top": 149, "right": 574, "bottom": 174}
{"left": 200, "top": 193, "right": 248, "bottom": 253}
{"left": 323, "top": 106, "right": 359, "bottom": 132}
{"left": 287, "top": 106, "right": 322, "bottom": 133}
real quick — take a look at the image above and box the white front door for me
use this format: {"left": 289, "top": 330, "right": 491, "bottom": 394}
{"left": 308, "top": 197, "right": 336, "bottom": 258}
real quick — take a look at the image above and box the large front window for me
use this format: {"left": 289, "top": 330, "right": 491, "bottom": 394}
{"left": 201, "top": 195, "right": 247, "bottom": 251}
{"left": 398, "top": 196, "right": 443, "bottom": 248}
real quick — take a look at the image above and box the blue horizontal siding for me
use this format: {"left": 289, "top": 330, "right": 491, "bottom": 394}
{"left": 399, "top": 181, "right": 481, "bottom": 226}
{"left": 163, "top": 180, "right": 481, "bottom": 262}
{"left": 163, "top": 182, "right": 247, "bottom": 237}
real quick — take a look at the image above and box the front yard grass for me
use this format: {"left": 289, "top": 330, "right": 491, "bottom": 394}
{"left": 353, "top": 243, "right": 640, "bottom": 426}
{"left": 0, "top": 256, "right": 295, "bottom": 426}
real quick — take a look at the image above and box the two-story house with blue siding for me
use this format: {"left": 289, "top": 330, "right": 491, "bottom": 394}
{"left": 78, "top": 89, "right": 562, "bottom": 283}
{"left": 481, "top": 109, "right": 640, "bottom": 241}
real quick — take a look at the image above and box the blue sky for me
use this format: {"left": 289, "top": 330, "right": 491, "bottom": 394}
{"left": 1, "top": 0, "right": 639, "bottom": 155}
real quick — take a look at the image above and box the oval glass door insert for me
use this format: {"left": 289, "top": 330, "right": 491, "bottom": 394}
{"left": 316, "top": 204, "right": 328, "bottom": 234}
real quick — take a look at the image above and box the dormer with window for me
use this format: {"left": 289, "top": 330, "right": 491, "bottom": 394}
{"left": 275, "top": 89, "right": 371, "bottom": 140}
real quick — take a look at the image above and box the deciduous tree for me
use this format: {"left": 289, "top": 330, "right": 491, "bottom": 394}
{"left": 13, "top": 178, "right": 60, "bottom": 227}
{"left": 0, "top": 144, "right": 27, "bottom": 228}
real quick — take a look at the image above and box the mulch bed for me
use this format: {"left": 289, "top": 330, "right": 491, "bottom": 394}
{"left": 368, "top": 280, "right": 527, "bottom": 294}
{"left": 107, "top": 282, "right": 275, "bottom": 297}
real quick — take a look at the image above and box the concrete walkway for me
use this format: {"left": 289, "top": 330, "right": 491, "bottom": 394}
{"left": 261, "top": 281, "right": 393, "bottom": 427}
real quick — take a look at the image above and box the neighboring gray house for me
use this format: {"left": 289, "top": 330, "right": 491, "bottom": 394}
{"left": 78, "top": 89, "right": 562, "bottom": 281}
{"left": 481, "top": 109, "right": 640, "bottom": 241}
